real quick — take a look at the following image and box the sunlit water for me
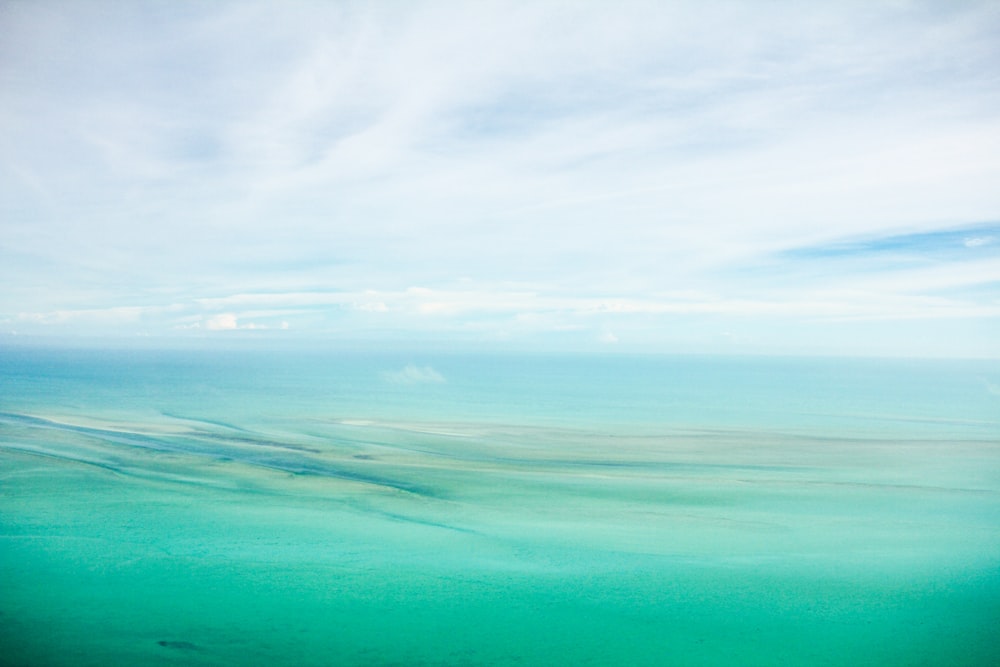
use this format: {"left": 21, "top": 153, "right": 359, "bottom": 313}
{"left": 2, "top": 348, "right": 999, "bottom": 666}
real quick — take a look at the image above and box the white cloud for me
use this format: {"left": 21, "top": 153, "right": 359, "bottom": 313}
{"left": 202, "top": 312, "right": 277, "bottom": 331}
{"left": 964, "top": 236, "right": 994, "bottom": 248}
{"left": 382, "top": 364, "right": 446, "bottom": 385}
{"left": 354, "top": 301, "right": 388, "bottom": 312}
{"left": 205, "top": 313, "right": 239, "bottom": 331}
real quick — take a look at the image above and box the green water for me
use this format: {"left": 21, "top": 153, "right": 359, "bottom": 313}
{"left": 1, "top": 349, "right": 999, "bottom": 665}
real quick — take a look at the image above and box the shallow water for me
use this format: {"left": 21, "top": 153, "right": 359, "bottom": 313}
{"left": 1, "top": 349, "right": 999, "bottom": 665}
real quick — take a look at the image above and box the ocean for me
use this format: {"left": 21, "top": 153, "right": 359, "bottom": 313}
{"left": 1, "top": 347, "right": 998, "bottom": 666}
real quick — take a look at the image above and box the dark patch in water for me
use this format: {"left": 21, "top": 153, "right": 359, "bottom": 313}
{"left": 193, "top": 431, "right": 323, "bottom": 454}
{"left": 353, "top": 454, "right": 374, "bottom": 460}
{"left": 160, "top": 411, "right": 250, "bottom": 433}
{"left": 0, "top": 412, "right": 194, "bottom": 455}
{"left": 0, "top": 411, "right": 440, "bottom": 498}
{"left": 157, "top": 640, "right": 201, "bottom": 651}
{"left": 374, "top": 509, "right": 478, "bottom": 534}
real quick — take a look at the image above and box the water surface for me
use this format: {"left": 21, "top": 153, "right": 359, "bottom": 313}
{"left": 2, "top": 349, "right": 998, "bottom": 665}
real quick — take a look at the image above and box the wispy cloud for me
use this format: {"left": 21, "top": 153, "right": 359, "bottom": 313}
{"left": 1, "top": 1, "right": 998, "bottom": 355}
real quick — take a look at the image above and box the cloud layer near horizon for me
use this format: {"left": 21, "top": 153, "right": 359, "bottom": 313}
{"left": 2, "top": 1, "right": 999, "bottom": 355}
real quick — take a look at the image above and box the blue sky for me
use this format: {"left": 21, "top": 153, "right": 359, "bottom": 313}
{"left": 1, "top": 0, "right": 999, "bottom": 356}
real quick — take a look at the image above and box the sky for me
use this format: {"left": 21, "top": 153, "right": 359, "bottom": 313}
{"left": 1, "top": 0, "right": 999, "bottom": 356}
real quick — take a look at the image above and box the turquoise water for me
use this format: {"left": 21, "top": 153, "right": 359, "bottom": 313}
{"left": 1, "top": 348, "right": 999, "bottom": 665}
